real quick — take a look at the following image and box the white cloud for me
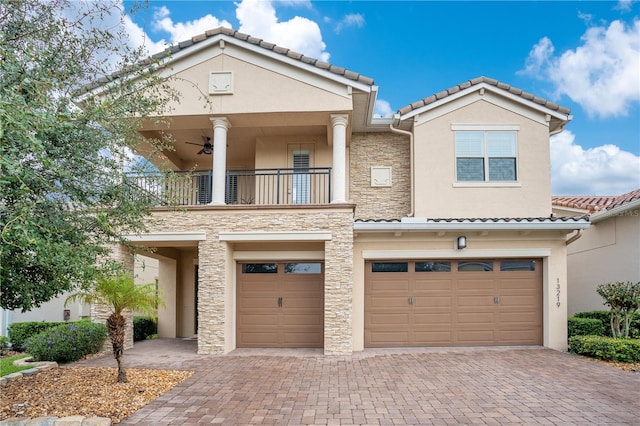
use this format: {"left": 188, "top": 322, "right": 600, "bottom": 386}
{"left": 151, "top": 6, "right": 232, "bottom": 46}
{"left": 615, "top": 0, "right": 634, "bottom": 11}
{"left": 522, "top": 19, "right": 640, "bottom": 118}
{"left": 550, "top": 131, "right": 640, "bottom": 195}
{"left": 335, "top": 13, "right": 365, "bottom": 34}
{"left": 374, "top": 99, "right": 394, "bottom": 118}
{"left": 236, "top": 0, "right": 329, "bottom": 61}
{"left": 123, "top": 12, "right": 169, "bottom": 55}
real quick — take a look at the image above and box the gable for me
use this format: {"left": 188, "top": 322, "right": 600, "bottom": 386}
{"left": 398, "top": 77, "right": 571, "bottom": 135}
{"left": 149, "top": 29, "right": 376, "bottom": 119}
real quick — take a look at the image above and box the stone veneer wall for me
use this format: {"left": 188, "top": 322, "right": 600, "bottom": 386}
{"left": 146, "top": 207, "right": 354, "bottom": 355}
{"left": 91, "top": 244, "right": 135, "bottom": 351}
{"left": 350, "top": 133, "right": 411, "bottom": 220}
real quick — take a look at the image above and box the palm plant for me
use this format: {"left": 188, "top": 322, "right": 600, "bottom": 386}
{"left": 66, "top": 269, "right": 163, "bottom": 383}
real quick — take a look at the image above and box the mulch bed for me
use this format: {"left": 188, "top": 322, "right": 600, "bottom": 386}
{"left": 0, "top": 366, "right": 193, "bottom": 423}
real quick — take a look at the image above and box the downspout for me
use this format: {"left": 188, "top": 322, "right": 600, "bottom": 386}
{"left": 566, "top": 229, "right": 583, "bottom": 245}
{"left": 389, "top": 122, "right": 414, "bottom": 217}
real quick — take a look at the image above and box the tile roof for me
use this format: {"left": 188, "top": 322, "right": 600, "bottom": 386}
{"left": 398, "top": 76, "right": 571, "bottom": 116}
{"left": 355, "top": 217, "right": 589, "bottom": 223}
{"left": 152, "top": 27, "right": 375, "bottom": 86}
{"left": 553, "top": 189, "right": 640, "bottom": 213}
{"left": 608, "top": 188, "right": 640, "bottom": 209}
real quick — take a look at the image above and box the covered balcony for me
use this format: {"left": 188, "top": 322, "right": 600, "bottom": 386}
{"left": 134, "top": 113, "right": 349, "bottom": 208}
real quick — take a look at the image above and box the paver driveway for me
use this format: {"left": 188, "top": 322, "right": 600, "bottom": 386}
{"left": 76, "top": 339, "right": 640, "bottom": 425}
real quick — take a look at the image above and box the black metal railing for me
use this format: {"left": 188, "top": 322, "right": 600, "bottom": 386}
{"left": 125, "top": 167, "right": 331, "bottom": 206}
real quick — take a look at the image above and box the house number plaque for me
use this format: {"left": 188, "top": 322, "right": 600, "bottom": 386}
{"left": 556, "top": 278, "right": 561, "bottom": 307}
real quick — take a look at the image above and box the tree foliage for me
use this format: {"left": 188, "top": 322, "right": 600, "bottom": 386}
{"left": 0, "top": 0, "right": 176, "bottom": 311}
{"left": 596, "top": 281, "right": 640, "bottom": 339}
{"left": 66, "top": 268, "right": 163, "bottom": 382}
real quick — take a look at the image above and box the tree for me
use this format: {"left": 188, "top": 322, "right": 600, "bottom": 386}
{"left": 0, "top": 0, "right": 176, "bottom": 311}
{"left": 596, "top": 281, "right": 640, "bottom": 339}
{"left": 66, "top": 268, "right": 163, "bottom": 383}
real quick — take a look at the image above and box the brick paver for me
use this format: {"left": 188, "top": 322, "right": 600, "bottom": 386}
{"left": 76, "top": 340, "right": 640, "bottom": 425}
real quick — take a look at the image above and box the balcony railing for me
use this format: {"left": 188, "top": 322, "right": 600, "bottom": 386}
{"left": 125, "top": 168, "right": 331, "bottom": 206}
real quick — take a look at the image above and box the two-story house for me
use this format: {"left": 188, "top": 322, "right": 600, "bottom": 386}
{"left": 94, "top": 27, "right": 589, "bottom": 355}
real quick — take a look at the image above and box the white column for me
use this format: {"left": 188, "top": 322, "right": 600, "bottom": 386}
{"left": 210, "top": 117, "right": 231, "bottom": 205}
{"left": 330, "top": 114, "right": 348, "bottom": 203}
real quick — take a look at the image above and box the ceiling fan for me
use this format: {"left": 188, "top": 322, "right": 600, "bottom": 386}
{"left": 185, "top": 136, "right": 213, "bottom": 155}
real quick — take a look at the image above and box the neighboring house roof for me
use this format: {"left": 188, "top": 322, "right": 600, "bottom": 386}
{"left": 152, "top": 27, "right": 374, "bottom": 87}
{"left": 553, "top": 189, "right": 640, "bottom": 213}
{"left": 552, "top": 195, "right": 618, "bottom": 213}
{"left": 398, "top": 76, "right": 571, "bottom": 116}
{"left": 553, "top": 189, "right": 640, "bottom": 224}
{"left": 607, "top": 188, "right": 640, "bottom": 209}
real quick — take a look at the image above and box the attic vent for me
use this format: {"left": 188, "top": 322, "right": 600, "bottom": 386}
{"left": 209, "top": 71, "right": 234, "bottom": 95}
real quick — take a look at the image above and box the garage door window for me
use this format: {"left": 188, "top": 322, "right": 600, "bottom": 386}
{"left": 242, "top": 263, "right": 278, "bottom": 273}
{"left": 285, "top": 263, "right": 322, "bottom": 274}
{"left": 458, "top": 261, "right": 493, "bottom": 271}
{"left": 500, "top": 260, "right": 536, "bottom": 271}
{"left": 415, "top": 261, "right": 451, "bottom": 272}
{"left": 372, "top": 262, "right": 408, "bottom": 272}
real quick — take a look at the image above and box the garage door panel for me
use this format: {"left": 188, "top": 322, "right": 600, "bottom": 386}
{"left": 282, "top": 332, "right": 323, "bottom": 347}
{"left": 284, "top": 313, "right": 324, "bottom": 325}
{"left": 413, "top": 331, "right": 453, "bottom": 345}
{"left": 457, "top": 312, "right": 494, "bottom": 324}
{"left": 413, "top": 313, "right": 452, "bottom": 328}
{"left": 497, "top": 330, "right": 540, "bottom": 344}
{"left": 413, "top": 296, "right": 452, "bottom": 308}
{"left": 368, "top": 331, "right": 410, "bottom": 346}
{"left": 457, "top": 330, "right": 496, "bottom": 344}
{"left": 414, "top": 279, "right": 452, "bottom": 291}
{"left": 238, "top": 297, "right": 278, "bottom": 309}
{"left": 369, "top": 279, "right": 410, "bottom": 292}
{"left": 368, "top": 312, "right": 410, "bottom": 325}
{"left": 238, "top": 332, "right": 280, "bottom": 347}
{"left": 282, "top": 296, "right": 323, "bottom": 309}
{"left": 499, "top": 310, "right": 540, "bottom": 323}
{"left": 457, "top": 279, "right": 495, "bottom": 291}
{"left": 456, "top": 295, "right": 494, "bottom": 306}
{"left": 369, "top": 295, "right": 411, "bottom": 308}
{"left": 240, "top": 280, "right": 278, "bottom": 290}
{"left": 500, "top": 295, "right": 540, "bottom": 308}
{"left": 238, "top": 314, "right": 279, "bottom": 326}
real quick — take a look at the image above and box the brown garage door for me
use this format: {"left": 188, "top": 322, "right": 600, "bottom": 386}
{"left": 365, "top": 260, "right": 542, "bottom": 347}
{"left": 237, "top": 262, "right": 324, "bottom": 348}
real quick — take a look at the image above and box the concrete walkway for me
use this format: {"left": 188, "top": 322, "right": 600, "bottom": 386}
{"left": 76, "top": 339, "right": 640, "bottom": 425}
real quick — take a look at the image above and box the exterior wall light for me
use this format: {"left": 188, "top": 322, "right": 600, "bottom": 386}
{"left": 457, "top": 236, "right": 467, "bottom": 250}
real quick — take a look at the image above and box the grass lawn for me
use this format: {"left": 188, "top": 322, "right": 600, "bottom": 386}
{"left": 0, "top": 354, "right": 32, "bottom": 377}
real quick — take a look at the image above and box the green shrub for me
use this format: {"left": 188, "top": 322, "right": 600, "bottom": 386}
{"left": 574, "top": 310, "right": 640, "bottom": 338}
{"left": 568, "top": 316, "right": 605, "bottom": 338}
{"left": 7, "top": 321, "right": 67, "bottom": 351}
{"left": 24, "top": 321, "right": 107, "bottom": 363}
{"left": 569, "top": 335, "right": 640, "bottom": 362}
{"left": 630, "top": 312, "right": 640, "bottom": 339}
{"left": 0, "top": 336, "right": 10, "bottom": 356}
{"left": 133, "top": 316, "right": 157, "bottom": 342}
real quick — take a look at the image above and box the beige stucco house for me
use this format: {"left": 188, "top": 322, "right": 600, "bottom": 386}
{"left": 553, "top": 189, "right": 640, "bottom": 315}
{"left": 0, "top": 255, "right": 158, "bottom": 337}
{"left": 92, "top": 27, "right": 589, "bottom": 355}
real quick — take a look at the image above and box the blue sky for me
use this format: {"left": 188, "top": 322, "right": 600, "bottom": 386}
{"left": 122, "top": 0, "right": 640, "bottom": 195}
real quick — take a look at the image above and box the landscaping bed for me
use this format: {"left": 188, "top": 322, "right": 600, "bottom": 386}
{"left": 0, "top": 366, "right": 193, "bottom": 423}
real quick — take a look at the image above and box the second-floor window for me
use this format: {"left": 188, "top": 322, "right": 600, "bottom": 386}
{"left": 455, "top": 131, "right": 517, "bottom": 181}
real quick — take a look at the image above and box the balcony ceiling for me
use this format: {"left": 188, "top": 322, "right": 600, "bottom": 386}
{"left": 137, "top": 111, "right": 342, "bottom": 170}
